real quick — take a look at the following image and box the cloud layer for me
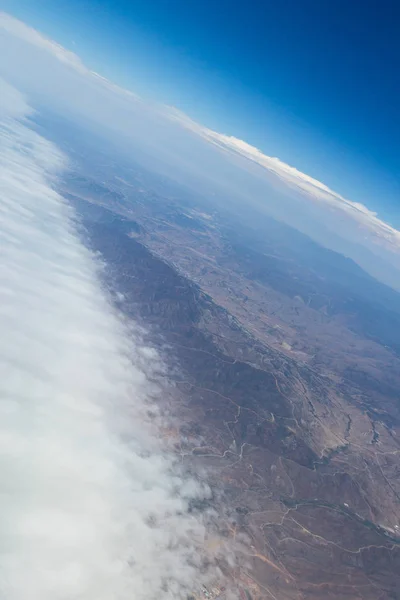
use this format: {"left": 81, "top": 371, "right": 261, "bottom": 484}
{"left": 0, "top": 81, "right": 217, "bottom": 600}
{"left": 170, "top": 110, "right": 400, "bottom": 250}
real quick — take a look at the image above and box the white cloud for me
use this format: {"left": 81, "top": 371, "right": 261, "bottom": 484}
{"left": 0, "top": 12, "right": 86, "bottom": 72}
{"left": 169, "top": 109, "right": 400, "bottom": 252}
{"left": 0, "top": 78, "right": 32, "bottom": 117}
{"left": 0, "top": 12, "right": 140, "bottom": 100}
{"left": 0, "top": 81, "right": 225, "bottom": 600}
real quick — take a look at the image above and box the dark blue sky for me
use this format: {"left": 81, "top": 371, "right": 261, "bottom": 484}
{"left": 5, "top": 0, "right": 400, "bottom": 223}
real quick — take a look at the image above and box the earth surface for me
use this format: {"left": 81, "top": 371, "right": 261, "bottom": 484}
{"left": 38, "top": 112, "right": 400, "bottom": 600}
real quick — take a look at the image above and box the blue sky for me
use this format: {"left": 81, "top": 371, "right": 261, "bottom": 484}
{"left": 2, "top": 0, "right": 399, "bottom": 225}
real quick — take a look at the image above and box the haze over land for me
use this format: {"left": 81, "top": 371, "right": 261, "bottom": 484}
{"left": 1, "top": 12, "right": 400, "bottom": 290}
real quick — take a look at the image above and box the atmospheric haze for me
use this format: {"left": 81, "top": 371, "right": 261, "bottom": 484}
{"left": 1, "top": 12, "right": 400, "bottom": 290}
{"left": 0, "top": 81, "right": 221, "bottom": 600}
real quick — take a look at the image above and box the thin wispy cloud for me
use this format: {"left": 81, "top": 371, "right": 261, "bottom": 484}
{"left": 0, "top": 80, "right": 224, "bottom": 600}
{"left": 0, "top": 12, "right": 139, "bottom": 98}
{"left": 169, "top": 109, "right": 400, "bottom": 250}
{"left": 0, "top": 12, "right": 85, "bottom": 73}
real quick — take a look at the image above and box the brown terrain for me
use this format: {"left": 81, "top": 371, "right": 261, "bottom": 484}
{"left": 56, "top": 145, "right": 400, "bottom": 600}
